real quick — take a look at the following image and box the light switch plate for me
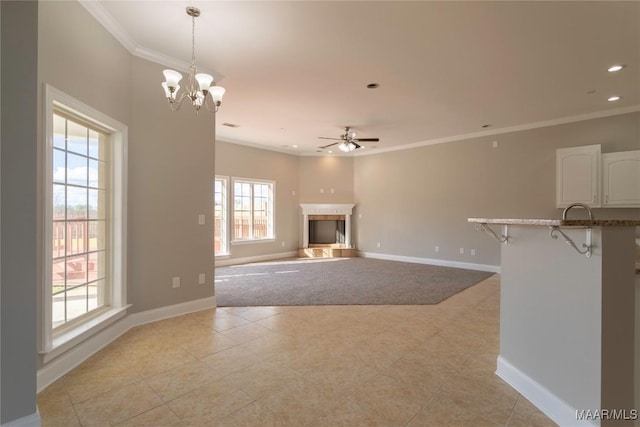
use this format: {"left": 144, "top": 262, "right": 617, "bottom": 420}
{"left": 198, "top": 214, "right": 205, "bottom": 225}
{"left": 198, "top": 273, "right": 206, "bottom": 285}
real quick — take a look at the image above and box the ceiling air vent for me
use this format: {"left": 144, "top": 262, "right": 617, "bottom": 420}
{"left": 222, "top": 123, "right": 239, "bottom": 128}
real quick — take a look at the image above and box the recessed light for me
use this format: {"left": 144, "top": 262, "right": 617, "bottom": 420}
{"left": 607, "top": 64, "right": 625, "bottom": 73}
{"left": 608, "top": 95, "right": 622, "bottom": 102}
{"left": 292, "top": 145, "right": 298, "bottom": 148}
{"left": 327, "top": 150, "right": 333, "bottom": 154}
{"left": 366, "top": 83, "right": 380, "bottom": 89}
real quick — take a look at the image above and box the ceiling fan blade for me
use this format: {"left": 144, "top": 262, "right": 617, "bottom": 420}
{"left": 318, "top": 136, "right": 341, "bottom": 140}
{"left": 352, "top": 142, "right": 362, "bottom": 149}
{"left": 353, "top": 138, "right": 379, "bottom": 142}
{"left": 318, "top": 142, "right": 339, "bottom": 149}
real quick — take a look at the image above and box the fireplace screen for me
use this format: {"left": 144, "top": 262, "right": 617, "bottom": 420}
{"left": 309, "top": 220, "right": 346, "bottom": 245}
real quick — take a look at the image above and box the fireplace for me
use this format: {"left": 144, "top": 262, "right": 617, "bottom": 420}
{"left": 300, "top": 204, "right": 355, "bottom": 249}
{"left": 308, "top": 216, "right": 346, "bottom": 245}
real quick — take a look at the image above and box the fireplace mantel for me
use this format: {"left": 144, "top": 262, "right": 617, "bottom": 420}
{"left": 300, "top": 204, "right": 355, "bottom": 248}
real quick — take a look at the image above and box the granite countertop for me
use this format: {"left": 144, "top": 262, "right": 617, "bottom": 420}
{"left": 469, "top": 218, "right": 640, "bottom": 274}
{"left": 468, "top": 218, "right": 640, "bottom": 227}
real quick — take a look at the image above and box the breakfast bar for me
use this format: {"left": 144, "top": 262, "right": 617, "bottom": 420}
{"left": 469, "top": 217, "right": 640, "bottom": 426}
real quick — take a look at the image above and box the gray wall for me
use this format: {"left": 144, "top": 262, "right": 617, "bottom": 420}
{"left": 298, "top": 155, "right": 354, "bottom": 204}
{"left": 1, "top": 1, "right": 39, "bottom": 423}
{"left": 128, "top": 57, "right": 215, "bottom": 313}
{"left": 354, "top": 112, "right": 640, "bottom": 267}
{"left": 37, "top": 0, "right": 215, "bottom": 354}
{"left": 215, "top": 141, "right": 300, "bottom": 259}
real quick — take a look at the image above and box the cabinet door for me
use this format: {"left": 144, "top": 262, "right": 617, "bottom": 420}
{"left": 603, "top": 151, "right": 640, "bottom": 207}
{"left": 556, "top": 145, "right": 601, "bottom": 208}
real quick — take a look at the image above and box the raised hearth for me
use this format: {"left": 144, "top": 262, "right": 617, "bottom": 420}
{"left": 299, "top": 204, "right": 355, "bottom": 258}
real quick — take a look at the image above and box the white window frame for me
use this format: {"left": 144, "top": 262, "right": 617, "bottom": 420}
{"left": 231, "top": 177, "right": 275, "bottom": 244}
{"left": 41, "top": 84, "right": 129, "bottom": 361}
{"left": 214, "top": 176, "right": 229, "bottom": 257}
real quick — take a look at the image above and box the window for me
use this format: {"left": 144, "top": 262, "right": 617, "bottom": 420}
{"left": 51, "top": 113, "right": 108, "bottom": 328}
{"left": 42, "top": 85, "right": 128, "bottom": 358}
{"left": 214, "top": 176, "right": 229, "bottom": 256}
{"left": 232, "top": 178, "right": 274, "bottom": 242}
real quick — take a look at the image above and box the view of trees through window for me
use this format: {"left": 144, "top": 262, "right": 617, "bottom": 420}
{"left": 51, "top": 113, "right": 108, "bottom": 328}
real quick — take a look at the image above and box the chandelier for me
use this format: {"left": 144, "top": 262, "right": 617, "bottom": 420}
{"left": 161, "top": 6, "right": 225, "bottom": 113}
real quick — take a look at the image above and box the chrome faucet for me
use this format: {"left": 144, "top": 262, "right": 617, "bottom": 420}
{"left": 562, "top": 203, "right": 594, "bottom": 221}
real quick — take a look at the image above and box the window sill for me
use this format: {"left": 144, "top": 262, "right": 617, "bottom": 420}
{"left": 231, "top": 238, "right": 276, "bottom": 246}
{"left": 215, "top": 254, "right": 230, "bottom": 260}
{"left": 41, "top": 304, "right": 131, "bottom": 363}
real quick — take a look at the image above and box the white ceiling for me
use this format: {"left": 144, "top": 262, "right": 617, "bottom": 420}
{"left": 84, "top": 1, "right": 639, "bottom": 156}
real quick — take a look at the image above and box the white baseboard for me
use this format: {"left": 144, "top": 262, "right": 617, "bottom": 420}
{"left": 215, "top": 251, "right": 298, "bottom": 267}
{"left": 358, "top": 251, "right": 500, "bottom": 273}
{"left": 496, "top": 355, "right": 598, "bottom": 427}
{"left": 37, "top": 296, "right": 217, "bottom": 393}
{"left": 1, "top": 412, "right": 41, "bottom": 427}
{"left": 128, "top": 296, "right": 216, "bottom": 326}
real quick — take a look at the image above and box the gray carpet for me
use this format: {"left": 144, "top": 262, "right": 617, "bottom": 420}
{"left": 215, "top": 257, "right": 494, "bottom": 306}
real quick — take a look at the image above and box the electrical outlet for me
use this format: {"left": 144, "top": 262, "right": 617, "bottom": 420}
{"left": 198, "top": 273, "right": 206, "bottom": 285}
{"left": 282, "top": 241, "right": 286, "bottom": 247}
{"left": 198, "top": 214, "right": 205, "bottom": 225}
{"left": 377, "top": 242, "right": 381, "bottom": 248}
{"left": 434, "top": 246, "right": 440, "bottom": 253}
{"left": 471, "top": 249, "right": 476, "bottom": 256}
{"left": 459, "top": 248, "right": 464, "bottom": 255}
{"left": 172, "top": 277, "right": 181, "bottom": 288}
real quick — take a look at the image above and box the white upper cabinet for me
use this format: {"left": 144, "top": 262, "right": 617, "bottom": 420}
{"left": 602, "top": 150, "right": 640, "bottom": 207}
{"left": 556, "top": 145, "right": 601, "bottom": 208}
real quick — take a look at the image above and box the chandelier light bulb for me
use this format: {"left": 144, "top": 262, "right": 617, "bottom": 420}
{"left": 210, "top": 86, "right": 226, "bottom": 104}
{"left": 195, "top": 73, "right": 214, "bottom": 93}
{"left": 163, "top": 69, "right": 183, "bottom": 89}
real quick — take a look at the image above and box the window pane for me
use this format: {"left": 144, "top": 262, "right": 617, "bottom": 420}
{"left": 66, "top": 284, "right": 88, "bottom": 322}
{"left": 88, "top": 129, "right": 100, "bottom": 159}
{"left": 67, "top": 153, "right": 88, "bottom": 187}
{"left": 88, "top": 221, "right": 106, "bottom": 251}
{"left": 52, "top": 222, "right": 66, "bottom": 258}
{"left": 88, "top": 159, "right": 100, "bottom": 188}
{"left": 66, "top": 222, "right": 88, "bottom": 255}
{"left": 90, "top": 279, "right": 106, "bottom": 310}
{"left": 88, "top": 250, "right": 106, "bottom": 282}
{"left": 53, "top": 184, "right": 66, "bottom": 220}
{"left": 52, "top": 258, "right": 65, "bottom": 294}
{"left": 67, "top": 187, "right": 87, "bottom": 219}
{"left": 67, "top": 121, "right": 88, "bottom": 156}
{"left": 53, "top": 149, "right": 66, "bottom": 183}
{"left": 66, "top": 255, "right": 87, "bottom": 287}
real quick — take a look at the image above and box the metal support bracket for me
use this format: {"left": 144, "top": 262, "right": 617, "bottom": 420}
{"left": 549, "top": 226, "right": 592, "bottom": 258}
{"left": 476, "top": 223, "right": 510, "bottom": 245}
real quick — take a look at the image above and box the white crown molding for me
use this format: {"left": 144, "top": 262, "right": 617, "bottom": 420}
{"left": 78, "top": 0, "right": 137, "bottom": 53}
{"left": 78, "top": 1, "right": 223, "bottom": 79}
{"left": 353, "top": 104, "right": 640, "bottom": 157}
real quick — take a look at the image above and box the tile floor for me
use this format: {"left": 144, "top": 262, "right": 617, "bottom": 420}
{"left": 38, "top": 274, "right": 557, "bottom": 426}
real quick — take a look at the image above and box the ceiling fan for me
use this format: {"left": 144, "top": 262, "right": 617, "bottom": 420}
{"left": 318, "top": 127, "right": 379, "bottom": 152}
